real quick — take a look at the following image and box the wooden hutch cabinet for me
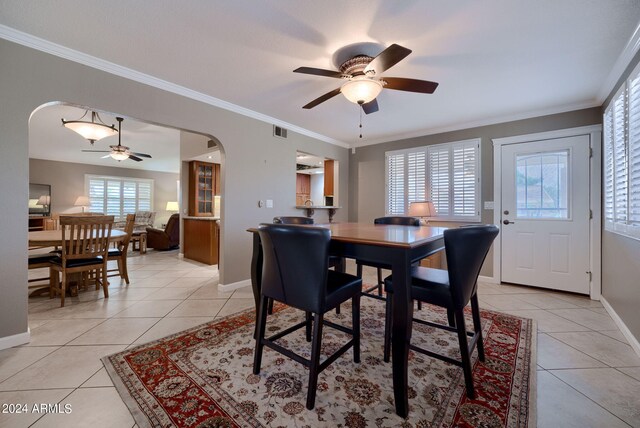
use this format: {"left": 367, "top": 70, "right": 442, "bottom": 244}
{"left": 188, "top": 161, "right": 220, "bottom": 216}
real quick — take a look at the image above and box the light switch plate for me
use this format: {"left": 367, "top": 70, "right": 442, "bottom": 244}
{"left": 266, "top": 199, "right": 273, "bottom": 208}
{"left": 484, "top": 201, "right": 494, "bottom": 210}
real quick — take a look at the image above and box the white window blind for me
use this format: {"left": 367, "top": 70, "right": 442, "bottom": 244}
{"left": 386, "top": 139, "right": 480, "bottom": 221}
{"left": 86, "top": 175, "right": 153, "bottom": 220}
{"left": 603, "top": 61, "right": 640, "bottom": 239}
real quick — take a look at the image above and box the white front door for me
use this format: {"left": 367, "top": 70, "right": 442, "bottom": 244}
{"left": 500, "top": 135, "right": 591, "bottom": 294}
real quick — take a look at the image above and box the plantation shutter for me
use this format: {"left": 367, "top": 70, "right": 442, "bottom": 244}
{"left": 386, "top": 153, "right": 405, "bottom": 215}
{"left": 613, "top": 89, "right": 628, "bottom": 224}
{"left": 628, "top": 69, "right": 640, "bottom": 229}
{"left": 452, "top": 141, "right": 480, "bottom": 218}
{"left": 86, "top": 175, "right": 154, "bottom": 219}
{"left": 407, "top": 150, "right": 426, "bottom": 209}
{"left": 603, "top": 108, "right": 615, "bottom": 225}
{"left": 428, "top": 145, "right": 451, "bottom": 217}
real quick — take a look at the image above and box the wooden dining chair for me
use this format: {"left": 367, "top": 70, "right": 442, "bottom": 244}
{"left": 107, "top": 213, "right": 135, "bottom": 284}
{"left": 49, "top": 215, "right": 114, "bottom": 307}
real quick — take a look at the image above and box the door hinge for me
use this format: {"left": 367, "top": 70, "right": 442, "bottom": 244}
{"left": 589, "top": 147, "right": 593, "bottom": 158}
{"left": 589, "top": 209, "right": 593, "bottom": 219}
{"left": 586, "top": 271, "right": 592, "bottom": 281}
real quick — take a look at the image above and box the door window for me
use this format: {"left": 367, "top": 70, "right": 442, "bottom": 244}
{"left": 515, "top": 150, "right": 569, "bottom": 219}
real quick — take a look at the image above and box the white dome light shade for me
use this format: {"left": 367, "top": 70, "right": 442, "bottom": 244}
{"left": 341, "top": 77, "right": 383, "bottom": 104}
{"left": 63, "top": 121, "right": 118, "bottom": 141}
{"left": 110, "top": 151, "right": 129, "bottom": 161}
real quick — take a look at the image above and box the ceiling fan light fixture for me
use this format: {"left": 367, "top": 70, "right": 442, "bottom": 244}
{"left": 341, "top": 77, "right": 383, "bottom": 105}
{"left": 110, "top": 151, "right": 129, "bottom": 161}
{"left": 61, "top": 111, "right": 118, "bottom": 142}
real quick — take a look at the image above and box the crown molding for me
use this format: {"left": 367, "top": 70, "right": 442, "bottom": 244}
{"left": 597, "top": 20, "right": 640, "bottom": 102}
{"left": 0, "top": 25, "right": 349, "bottom": 149}
{"left": 350, "top": 100, "right": 601, "bottom": 149}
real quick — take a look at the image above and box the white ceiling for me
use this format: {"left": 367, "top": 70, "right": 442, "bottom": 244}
{"left": 3, "top": 1, "right": 640, "bottom": 147}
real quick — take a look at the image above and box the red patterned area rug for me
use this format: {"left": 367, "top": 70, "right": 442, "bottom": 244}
{"left": 103, "top": 297, "right": 536, "bottom": 428}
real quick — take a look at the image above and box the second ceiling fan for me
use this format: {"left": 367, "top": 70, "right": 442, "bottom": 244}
{"left": 294, "top": 43, "right": 439, "bottom": 114}
{"left": 82, "top": 117, "right": 152, "bottom": 162}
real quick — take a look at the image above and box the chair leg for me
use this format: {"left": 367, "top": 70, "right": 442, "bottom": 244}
{"left": 417, "top": 301, "right": 422, "bottom": 311}
{"left": 120, "top": 255, "right": 130, "bottom": 285}
{"left": 383, "top": 294, "right": 393, "bottom": 362}
{"left": 470, "top": 294, "right": 485, "bottom": 362}
{"left": 60, "top": 271, "right": 66, "bottom": 307}
{"left": 49, "top": 267, "right": 56, "bottom": 299}
{"left": 305, "top": 311, "right": 312, "bottom": 342}
{"left": 267, "top": 298, "right": 274, "bottom": 315}
{"left": 306, "top": 313, "right": 324, "bottom": 410}
{"left": 101, "top": 267, "right": 109, "bottom": 298}
{"left": 454, "top": 309, "right": 475, "bottom": 399}
{"left": 376, "top": 268, "right": 383, "bottom": 296}
{"left": 253, "top": 296, "right": 269, "bottom": 375}
{"left": 356, "top": 263, "right": 363, "bottom": 278}
{"left": 447, "top": 308, "right": 456, "bottom": 328}
{"left": 351, "top": 294, "right": 361, "bottom": 363}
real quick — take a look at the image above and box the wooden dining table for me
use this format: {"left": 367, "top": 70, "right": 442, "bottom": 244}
{"left": 248, "top": 222, "right": 446, "bottom": 418}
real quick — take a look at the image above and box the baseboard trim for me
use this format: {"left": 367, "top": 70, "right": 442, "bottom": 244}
{"left": 478, "top": 275, "right": 499, "bottom": 284}
{"left": 601, "top": 296, "right": 640, "bottom": 357}
{"left": 218, "top": 279, "right": 251, "bottom": 293}
{"left": 0, "top": 328, "right": 30, "bottom": 350}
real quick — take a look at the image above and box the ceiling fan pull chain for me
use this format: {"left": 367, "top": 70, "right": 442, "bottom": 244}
{"left": 359, "top": 106, "right": 363, "bottom": 139}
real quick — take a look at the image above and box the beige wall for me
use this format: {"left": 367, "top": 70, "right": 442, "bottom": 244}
{"left": 601, "top": 48, "right": 640, "bottom": 340}
{"left": 349, "top": 107, "right": 602, "bottom": 277}
{"left": 29, "top": 158, "right": 180, "bottom": 227}
{"left": 0, "top": 39, "right": 349, "bottom": 342}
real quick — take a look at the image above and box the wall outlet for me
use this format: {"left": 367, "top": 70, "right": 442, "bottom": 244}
{"left": 266, "top": 199, "right": 273, "bottom": 208}
{"left": 484, "top": 201, "right": 494, "bottom": 210}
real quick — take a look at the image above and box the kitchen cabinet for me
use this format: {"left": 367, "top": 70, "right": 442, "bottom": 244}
{"left": 189, "top": 161, "right": 220, "bottom": 216}
{"left": 296, "top": 173, "right": 310, "bottom": 206}
{"left": 184, "top": 218, "right": 219, "bottom": 265}
{"left": 324, "top": 159, "right": 334, "bottom": 196}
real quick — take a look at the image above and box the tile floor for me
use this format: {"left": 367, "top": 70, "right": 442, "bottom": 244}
{"left": 1, "top": 251, "right": 639, "bottom": 427}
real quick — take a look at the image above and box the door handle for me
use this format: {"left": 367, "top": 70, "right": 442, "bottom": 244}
{"left": 503, "top": 220, "right": 514, "bottom": 225}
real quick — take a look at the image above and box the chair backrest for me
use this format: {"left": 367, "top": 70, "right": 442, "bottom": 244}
{"left": 374, "top": 216, "right": 420, "bottom": 226}
{"left": 119, "top": 213, "right": 136, "bottom": 251}
{"left": 444, "top": 225, "right": 499, "bottom": 309}
{"left": 59, "top": 215, "right": 114, "bottom": 261}
{"left": 258, "top": 223, "right": 330, "bottom": 313}
{"left": 273, "top": 216, "right": 314, "bottom": 225}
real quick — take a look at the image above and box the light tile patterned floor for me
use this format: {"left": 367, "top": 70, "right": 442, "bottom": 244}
{"left": 0, "top": 251, "right": 638, "bottom": 427}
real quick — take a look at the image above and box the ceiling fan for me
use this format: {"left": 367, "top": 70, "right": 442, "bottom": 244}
{"left": 294, "top": 43, "right": 439, "bottom": 114}
{"left": 82, "top": 117, "right": 152, "bottom": 162}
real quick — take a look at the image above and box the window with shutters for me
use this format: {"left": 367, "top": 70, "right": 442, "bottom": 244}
{"left": 385, "top": 138, "right": 480, "bottom": 221}
{"left": 85, "top": 175, "right": 153, "bottom": 220}
{"left": 603, "top": 61, "right": 640, "bottom": 239}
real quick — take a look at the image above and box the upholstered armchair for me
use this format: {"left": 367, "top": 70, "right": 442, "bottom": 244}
{"left": 146, "top": 213, "right": 180, "bottom": 250}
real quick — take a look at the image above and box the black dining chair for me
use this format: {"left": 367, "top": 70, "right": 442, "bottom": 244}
{"left": 382, "top": 224, "right": 499, "bottom": 399}
{"left": 356, "top": 216, "right": 420, "bottom": 300}
{"left": 253, "top": 223, "right": 362, "bottom": 410}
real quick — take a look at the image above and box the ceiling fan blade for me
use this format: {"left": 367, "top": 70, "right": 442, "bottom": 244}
{"left": 130, "top": 152, "right": 152, "bottom": 158}
{"left": 101, "top": 154, "right": 111, "bottom": 159}
{"left": 128, "top": 154, "right": 143, "bottom": 162}
{"left": 383, "top": 77, "right": 439, "bottom": 94}
{"left": 361, "top": 98, "right": 379, "bottom": 114}
{"left": 364, "top": 44, "right": 412, "bottom": 75}
{"left": 82, "top": 150, "right": 111, "bottom": 153}
{"left": 294, "top": 67, "right": 345, "bottom": 79}
{"left": 303, "top": 87, "right": 342, "bottom": 109}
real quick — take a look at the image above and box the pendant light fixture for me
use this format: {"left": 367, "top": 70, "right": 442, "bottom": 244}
{"left": 61, "top": 110, "right": 118, "bottom": 144}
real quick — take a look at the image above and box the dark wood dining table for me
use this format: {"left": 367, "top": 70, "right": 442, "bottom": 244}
{"left": 248, "top": 222, "right": 446, "bottom": 417}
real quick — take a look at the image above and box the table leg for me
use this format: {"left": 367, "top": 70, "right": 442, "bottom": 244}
{"left": 250, "top": 232, "right": 263, "bottom": 339}
{"left": 140, "top": 233, "right": 147, "bottom": 254}
{"left": 391, "top": 250, "right": 413, "bottom": 418}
